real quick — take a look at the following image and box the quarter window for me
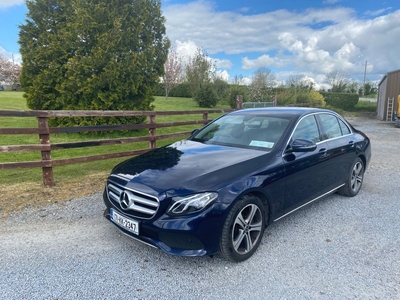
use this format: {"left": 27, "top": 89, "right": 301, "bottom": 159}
{"left": 338, "top": 119, "right": 351, "bottom": 135}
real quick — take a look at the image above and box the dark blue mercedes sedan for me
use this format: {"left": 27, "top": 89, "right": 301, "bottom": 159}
{"left": 103, "top": 107, "right": 371, "bottom": 262}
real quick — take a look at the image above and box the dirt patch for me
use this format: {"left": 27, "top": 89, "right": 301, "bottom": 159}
{"left": 0, "top": 172, "right": 108, "bottom": 217}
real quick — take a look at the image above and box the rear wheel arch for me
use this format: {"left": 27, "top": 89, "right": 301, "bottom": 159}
{"left": 358, "top": 154, "right": 366, "bottom": 170}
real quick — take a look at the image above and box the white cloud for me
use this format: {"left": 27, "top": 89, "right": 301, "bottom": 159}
{"left": 215, "top": 70, "right": 229, "bottom": 82}
{"left": 214, "top": 58, "right": 232, "bottom": 69}
{"left": 174, "top": 39, "right": 198, "bottom": 64}
{"left": 241, "top": 77, "right": 252, "bottom": 85}
{"left": 242, "top": 55, "right": 276, "bottom": 70}
{"left": 0, "top": 0, "right": 24, "bottom": 9}
{"left": 174, "top": 39, "right": 232, "bottom": 72}
{"left": 164, "top": 1, "right": 400, "bottom": 85}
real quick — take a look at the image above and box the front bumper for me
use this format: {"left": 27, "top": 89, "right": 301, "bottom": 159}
{"left": 103, "top": 191, "right": 223, "bottom": 257}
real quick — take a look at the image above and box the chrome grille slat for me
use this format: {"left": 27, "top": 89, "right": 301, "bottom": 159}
{"left": 131, "top": 196, "right": 159, "bottom": 207}
{"left": 107, "top": 180, "right": 159, "bottom": 219}
{"left": 131, "top": 206, "right": 156, "bottom": 214}
{"left": 108, "top": 184, "right": 123, "bottom": 195}
{"left": 109, "top": 191, "right": 119, "bottom": 202}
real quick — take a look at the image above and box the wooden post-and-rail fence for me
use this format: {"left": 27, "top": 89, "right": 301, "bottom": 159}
{"left": 0, "top": 109, "right": 233, "bottom": 186}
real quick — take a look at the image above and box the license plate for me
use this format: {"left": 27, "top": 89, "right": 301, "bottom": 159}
{"left": 110, "top": 209, "right": 139, "bottom": 235}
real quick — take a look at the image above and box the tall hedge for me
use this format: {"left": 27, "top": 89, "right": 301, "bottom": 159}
{"left": 320, "top": 92, "right": 359, "bottom": 110}
{"left": 154, "top": 82, "right": 192, "bottom": 98}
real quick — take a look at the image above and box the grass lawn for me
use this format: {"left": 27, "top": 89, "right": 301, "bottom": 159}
{"left": 353, "top": 100, "right": 377, "bottom": 112}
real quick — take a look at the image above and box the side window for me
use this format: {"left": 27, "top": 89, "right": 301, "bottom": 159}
{"left": 292, "top": 115, "right": 321, "bottom": 143}
{"left": 338, "top": 119, "right": 351, "bottom": 135}
{"left": 319, "top": 114, "right": 342, "bottom": 139}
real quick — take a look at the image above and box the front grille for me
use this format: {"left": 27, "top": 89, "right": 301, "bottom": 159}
{"left": 107, "top": 180, "right": 159, "bottom": 219}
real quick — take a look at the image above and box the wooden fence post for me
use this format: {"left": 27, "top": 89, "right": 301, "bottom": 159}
{"left": 148, "top": 114, "right": 156, "bottom": 149}
{"left": 202, "top": 112, "right": 208, "bottom": 126}
{"left": 236, "top": 95, "right": 243, "bottom": 109}
{"left": 37, "top": 117, "right": 53, "bottom": 186}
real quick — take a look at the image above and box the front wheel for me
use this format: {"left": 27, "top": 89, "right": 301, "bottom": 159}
{"left": 219, "top": 195, "right": 266, "bottom": 262}
{"left": 338, "top": 157, "right": 364, "bottom": 197}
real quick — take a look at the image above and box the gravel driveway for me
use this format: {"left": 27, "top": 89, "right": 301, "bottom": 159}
{"left": 1, "top": 117, "right": 399, "bottom": 300}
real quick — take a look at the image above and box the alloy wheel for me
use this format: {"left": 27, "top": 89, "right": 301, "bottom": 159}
{"left": 350, "top": 161, "right": 364, "bottom": 193}
{"left": 231, "top": 204, "right": 263, "bottom": 254}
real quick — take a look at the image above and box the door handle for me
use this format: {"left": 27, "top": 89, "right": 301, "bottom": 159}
{"left": 319, "top": 148, "right": 328, "bottom": 158}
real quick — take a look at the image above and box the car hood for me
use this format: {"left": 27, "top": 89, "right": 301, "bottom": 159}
{"left": 111, "top": 140, "right": 269, "bottom": 194}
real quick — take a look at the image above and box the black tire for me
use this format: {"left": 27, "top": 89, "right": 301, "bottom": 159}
{"left": 337, "top": 157, "right": 364, "bottom": 197}
{"left": 219, "top": 195, "right": 266, "bottom": 262}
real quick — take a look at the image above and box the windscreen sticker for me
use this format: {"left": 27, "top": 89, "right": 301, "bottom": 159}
{"left": 249, "top": 140, "right": 274, "bottom": 148}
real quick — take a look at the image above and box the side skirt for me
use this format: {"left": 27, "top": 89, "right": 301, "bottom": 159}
{"left": 273, "top": 184, "right": 345, "bottom": 222}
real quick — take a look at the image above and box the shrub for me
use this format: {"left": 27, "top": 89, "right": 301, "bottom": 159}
{"left": 194, "top": 85, "right": 218, "bottom": 107}
{"left": 276, "top": 90, "right": 297, "bottom": 106}
{"left": 227, "top": 85, "right": 248, "bottom": 108}
{"left": 297, "top": 91, "right": 326, "bottom": 107}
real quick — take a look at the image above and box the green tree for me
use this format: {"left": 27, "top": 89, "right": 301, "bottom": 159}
{"left": 324, "top": 70, "right": 350, "bottom": 93}
{"left": 248, "top": 67, "right": 276, "bottom": 102}
{"left": 213, "top": 77, "right": 229, "bottom": 100}
{"left": 194, "top": 84, "right": 218, "bottom": 108}
{"left": 285, "top": 74, "right": 314, "bottom": 92}
{"left": 360, "top": 82, "right": 377, "bottom": 96}
{"left": 185, "top": 47, "right": 215, "bottom": 100}
{"left": 19, "top": 0, "right": 169, "bottom": 126}
{"left": 346, "top": 81, "right": 359, "bottom": 94}
{"left": 227, "top": 84, "right": 248, "bottom": 108}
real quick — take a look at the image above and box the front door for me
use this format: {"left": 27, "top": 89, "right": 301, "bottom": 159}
{"left": 283, "top": 114, "right": 332, "bottom": 213}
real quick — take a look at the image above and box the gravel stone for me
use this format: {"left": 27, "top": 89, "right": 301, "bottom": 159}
{"left": 1, "top": 117, "right": 399, "bottom": 300}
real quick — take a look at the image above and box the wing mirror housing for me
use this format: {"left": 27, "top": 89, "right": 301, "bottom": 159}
{"left": 191, "top": 128, "right": 200, "bottom": 136}
{"left": 289, "top": 139, "right": 317, "bottom": 152}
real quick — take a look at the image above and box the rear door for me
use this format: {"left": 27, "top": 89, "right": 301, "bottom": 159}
{"left": 316, "top": 113, "right": 356, "bottom": 188}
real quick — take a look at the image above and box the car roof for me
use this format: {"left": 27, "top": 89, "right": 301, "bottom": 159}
{"left": 230, "top": 107, "right": 331, "bottom": 117}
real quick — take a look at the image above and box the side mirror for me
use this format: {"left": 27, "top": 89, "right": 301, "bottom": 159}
{"left": 290, "top": 139, "right": 317, "bottom": 152}
{"left": 191, "top": 128, "right": 200, "bottom": 136}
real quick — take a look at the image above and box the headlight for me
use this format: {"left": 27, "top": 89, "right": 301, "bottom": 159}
{"left": 167, "top": 192, "right": 218, "bottom": 216}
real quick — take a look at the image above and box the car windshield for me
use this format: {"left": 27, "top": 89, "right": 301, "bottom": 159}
{"left": 190, "top": 113, "right": 291, "bottom": 150}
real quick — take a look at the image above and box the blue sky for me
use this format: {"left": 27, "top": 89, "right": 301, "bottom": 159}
{"left": 1, "top": 0, "right": 399, "bottom": 88}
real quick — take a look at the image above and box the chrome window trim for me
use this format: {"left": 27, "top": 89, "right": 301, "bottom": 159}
{"left": 283, "top": 112, "right": 354, "bottom": 156}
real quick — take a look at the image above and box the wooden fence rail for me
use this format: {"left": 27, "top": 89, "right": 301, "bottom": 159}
{"left": 0, "top": 109, "right": 233, "bottom": 186}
